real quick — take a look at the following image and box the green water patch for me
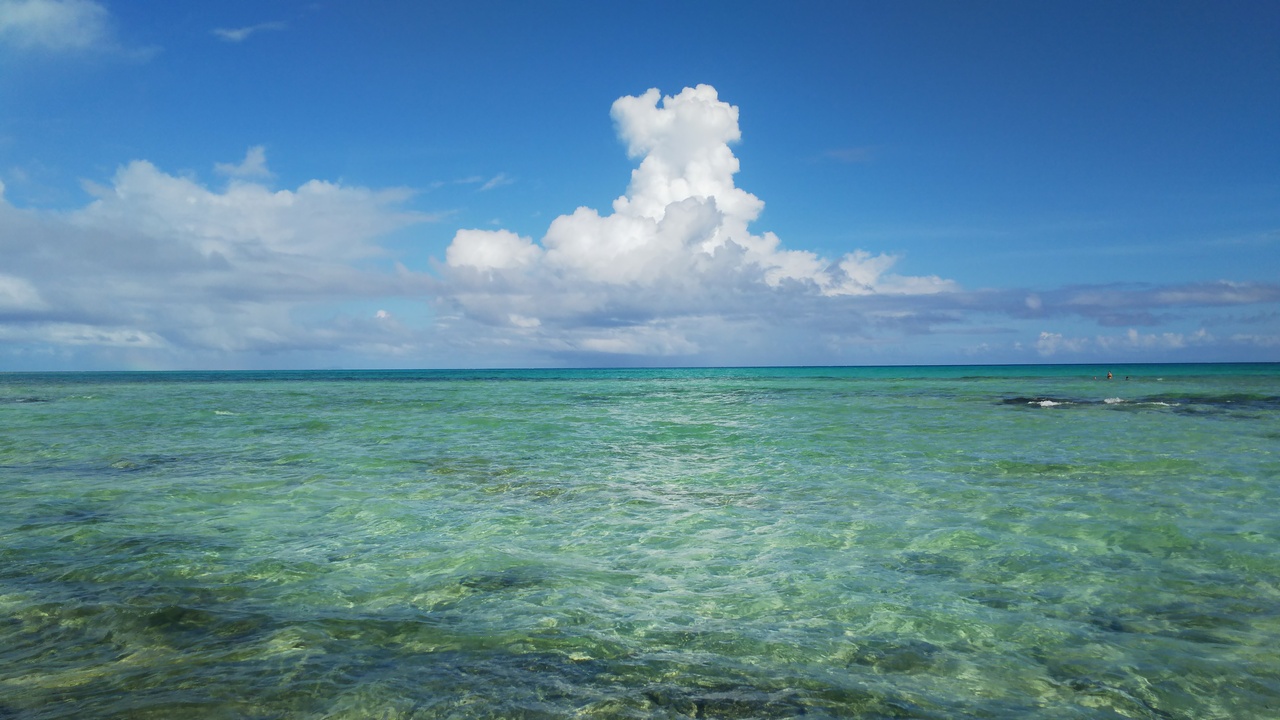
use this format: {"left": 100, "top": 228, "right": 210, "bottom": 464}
{"left": 3, "top": 367, "right": 1279, "bottom": 718}
{"left": 13, "top": 504, "right": 113, "bottom": 533}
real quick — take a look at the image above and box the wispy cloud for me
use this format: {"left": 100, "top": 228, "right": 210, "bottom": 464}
{"left": 822, "top": 146, "right": 875, "bottom": 163}
{"left": 427, "top": 175, "right": 512, "bottom": 192}
{"left": 0, "top": 0, "right": 156, "bottom": 61}
{"left": 212, "top": 20, "right": 286, "bottom": 44}
{"left": 1036, "top": 327, "right": 1216, "bottom": 357}
{"left": 0, "top": 0, "right": 109, "bottom": 53}
{"left": 479, "top": 173, "right": 513, "bottom": 191}
{"left": 1231, "top": 333, "right": 1280, "bottom": 348}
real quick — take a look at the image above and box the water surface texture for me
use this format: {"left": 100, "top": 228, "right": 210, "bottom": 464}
{"left": 2, "top": 365, "right": 1278, "bottom": 718}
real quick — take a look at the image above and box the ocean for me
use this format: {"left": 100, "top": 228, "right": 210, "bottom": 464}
{"left": 1, "top": 364, "right": 1277, "bottom": 719}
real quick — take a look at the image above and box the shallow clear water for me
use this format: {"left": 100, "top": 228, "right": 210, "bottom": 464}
{"left": 1, "top": 365, "right": 1278, "bottom": 719}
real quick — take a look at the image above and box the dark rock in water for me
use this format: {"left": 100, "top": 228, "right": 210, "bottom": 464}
{"left": 16, "top": 506, "right": 110, "bottom": 531}
{"left": 894, "top": 551, "right": 965, "bottom": 579}
{"left": 967, "top": 589, "right": 1023, "bottom": 610}
{"left": 109, "top": 455, "right": 184, "bottom": 473}
{"left": 643, "top": 682, "right": 809, "bottom": 719}
{"left": 140, "top": 604, "right": 272, "bottom": 642}
{"left": 144, "top": 605, "right": 221, "bottom": 632}
{"left": 457, "top": 568, "right": 541, "bottom": 592}
{"left": 1054, "top": 677, "right": 1176, "bottom": 719}
{"left": 844, "top": 636, "right": 943, "bottom": 674}
{"left": 1085, "top": 613, "right": 1133, "bottom": 634}
{"left": 60, "top": 507, "right": 110, "bottom": 523}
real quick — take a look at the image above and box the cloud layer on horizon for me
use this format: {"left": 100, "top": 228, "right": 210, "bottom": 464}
{"left": 0, "top": 155, "right": 435, "bottom": 366}
{"left": 0, "top": 84, "right": 1276, "bottom": 369}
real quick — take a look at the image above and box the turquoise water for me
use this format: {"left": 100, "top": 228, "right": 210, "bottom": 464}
{"left": 1, "top": 364, "right": 1278, "bottom": 719}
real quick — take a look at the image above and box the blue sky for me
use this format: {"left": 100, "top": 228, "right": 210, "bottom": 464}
{"left": 1, "top": 0, "right": 1277, "bottom": 369}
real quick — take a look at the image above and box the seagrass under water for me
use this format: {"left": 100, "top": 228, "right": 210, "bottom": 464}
{"left": 1, "top": 365, "right": 1278, "bottom": 718}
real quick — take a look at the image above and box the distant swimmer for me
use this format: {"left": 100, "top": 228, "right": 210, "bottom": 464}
{"left": 1107, "top": 371, "right": 1113, "bottom": 380}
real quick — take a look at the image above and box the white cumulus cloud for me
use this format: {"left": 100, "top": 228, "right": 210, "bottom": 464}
{"left": 0, "top": 151, "right": 435, "bottom": 361}
{"left": 446, "top": 229, "right": 540, "bottom": 271}
{"left": 76, "top": 156, "right": 423, "bottom": 262}
{"left": 214, "top": 145, "right": 273, "bottom": 179}
{"left": 440, "top": 85, "right": 958, "bottom": 357}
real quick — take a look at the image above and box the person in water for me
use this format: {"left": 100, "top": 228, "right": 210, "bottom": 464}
{"left": 1106, "top": 371, "right": 1113, "bottom": 380}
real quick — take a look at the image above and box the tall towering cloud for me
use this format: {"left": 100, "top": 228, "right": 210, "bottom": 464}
{"left": 442, "top": 85, "right": 957, "bottom": 357}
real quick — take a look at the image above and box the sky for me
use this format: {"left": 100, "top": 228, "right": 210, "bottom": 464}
{"left": 0, "top": 0, "right": 1277, "bottom": 370}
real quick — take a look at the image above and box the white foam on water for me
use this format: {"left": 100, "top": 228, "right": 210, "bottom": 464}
{"left": 214, "top": 410, "right": 237, "bottom": 416}
{"left": 1104, "top": 397, "right": 1124, "bottom": 404}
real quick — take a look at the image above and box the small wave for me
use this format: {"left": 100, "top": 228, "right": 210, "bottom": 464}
{"left": 214, "top": 410, "right": 237, "bottom": 416}
{"left": 1001, "top": 396, "right": 1074, "bottom": 407}
{"left": 1003, "top": 394, "right": 1195, "bottom": 410}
